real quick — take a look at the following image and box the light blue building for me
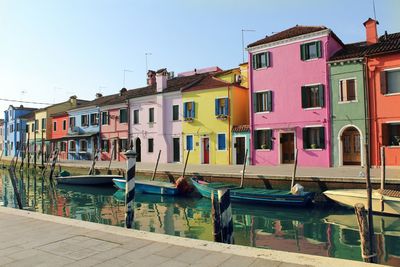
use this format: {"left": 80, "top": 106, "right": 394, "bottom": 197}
{"left": 3, "top": 105, "right": 36, "bottom": 157}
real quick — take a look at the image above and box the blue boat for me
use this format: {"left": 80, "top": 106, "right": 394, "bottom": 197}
{"left": 113, "top": 178, "right": 180, "bottom": 196}
{"left": 191, "top": 177, "right": 314, "bottom": 207}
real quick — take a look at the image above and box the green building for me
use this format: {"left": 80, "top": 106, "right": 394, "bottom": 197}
{"left": 329, "top": 57, "right": 367, "bottom": 167}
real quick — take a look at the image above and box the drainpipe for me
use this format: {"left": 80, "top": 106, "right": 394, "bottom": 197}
{"left": 363, "top": 57, "right": 370, "bottom": 167}
{"left": 228, "top": 84, "right": 231, "bottom": 165}
{"left": 127, "top": 99, "right": 131, "bottom": 159}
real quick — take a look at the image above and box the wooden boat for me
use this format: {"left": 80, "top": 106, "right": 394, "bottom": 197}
{"left": 323, "top": 189, "right": 400, "bottom": 216}
{"left": 55, "top": 175, "right": 123, "bottom": 185}
{"left": 191, "top": 177, "right": 314, "bottom": 207}
{"left": 112, "top": 178, "right": 180, "bottom": 196}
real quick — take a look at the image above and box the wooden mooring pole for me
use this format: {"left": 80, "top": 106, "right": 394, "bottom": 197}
{"left": 125, "top": 149, "right": 137, "bottom": 229}
{"left": 239, "top": 149, "right": 248, "bottom": 188}
{"left": 151, "top": 150, "right": 161, "bottom": 181}
{"left": 291, "top": 148, "right": 298, "bottom": 188}
{"left": 107, "top": 144, "right": 116, "bottom": 175}
{"left": 49, "top": 149, "right": 59, "bottom": 180}
{"left": 211, "top": 189, "right": 234, "bottom": 244}
{"left": 27, "top": 132, "right": 30, "bottom": 169}
{"left": 33, "top": 130, "right": 37, "bottom": 169}
{"left": 182, "top": 149, "right": 190, "bottom": 178}
{"left": 41, "top": 130, "right": 44, "bottom": 168}
{"left": 380, "top": 146, "right": 386, "bottom": 190}
{"left": 88, "top": 149, "right": 99, "bottom": 175}
{"left": 8, "top": 165, "right": 23, "bottom": 209}
{"left": 354, "top": 203, "right": 376, "bottom": 263}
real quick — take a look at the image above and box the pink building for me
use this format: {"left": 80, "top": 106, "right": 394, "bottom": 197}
{"left": 247, "top": 26, "right": 343, "bottom": 167}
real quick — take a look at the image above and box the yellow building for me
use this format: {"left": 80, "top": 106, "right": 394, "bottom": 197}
{"left": 182, "top": 65, "right": 249, "bottom": 165}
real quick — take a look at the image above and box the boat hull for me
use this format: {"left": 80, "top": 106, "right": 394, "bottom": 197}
{"left": 191, "top": 178, "right": 314, "bottom": 207}
{"left": 56, "top": 175, "right": 123, "bottom": 185}
{"left": 113, "top": 178, "right": 179, "bottom": 196}
{"left": 323, "top": 189, "right": 400, "bottom": 216}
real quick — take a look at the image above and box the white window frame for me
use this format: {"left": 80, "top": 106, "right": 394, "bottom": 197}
{"left": 338, "top": 77, "right": 358, "bottom": 103}
{"left": 254, "top": 90, "right": 271, "bottom": 113}
{"left": 384, "top": 67, "right": 400, "bottom": 96}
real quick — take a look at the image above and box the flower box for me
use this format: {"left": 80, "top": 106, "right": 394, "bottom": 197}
{"left": 216, "top": 114, "right": 228, "bottom": 120}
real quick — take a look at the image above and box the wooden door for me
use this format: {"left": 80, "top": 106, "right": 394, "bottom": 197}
{"left": 173, "top": 138, "right": 180, "bottom": 162}
{"left": 342, "top": 128, "right": 361, "bottom": 165}
{"left": 281, "top": 133, "right": 294, "bottom": 164}
{"left": 203, "top": 138, "right": 209, "bottom": 164}
{"left": 236, "top": 137, "right": 245, "bottom": 165}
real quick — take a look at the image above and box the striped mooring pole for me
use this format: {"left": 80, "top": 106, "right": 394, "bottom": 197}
{"left": 211, "top": 189, "right": 234, "bottom": 244}
{"left": 125, "top": 149, "right": 137, "bottom": 229}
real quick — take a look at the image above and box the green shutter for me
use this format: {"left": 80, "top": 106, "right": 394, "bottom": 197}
{"left": 252, "top": 54, "right": 257, "bottom": 69}
{"left": 302, "top": 128, "right": 309, "bottom": 149}
{"left": 316, "top": 41, "right": 322, "bottom": 58}
{"left": 253, "top": 93, "right": 258, "bottom": 112}
{"left": 300, "top": 44, "right": 306, "bottom": 61}
{"left": 266, "top": 52, "right": 271, "bottom": 67}
{"left": 267, "top": 129, "right": 273, "bottom": 149}
{"left": 318, "top": 84, "right": 325, "bottom": 107}
{"left": 319, "top": 127, "right": 325, "bottom": 149}
{"left": 380, "top": 71, "right": 387, "bottom": 95}
{"left": 267, "top": 91, "right": 272, "bottom": 112}
{"left": 301, "top": 86, "right": 307, "bottom": 108}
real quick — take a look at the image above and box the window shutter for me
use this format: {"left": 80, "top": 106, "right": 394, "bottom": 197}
{"left": 267, "top": 91, "right": 273, "bottom": 112}
{"left": 302, "top": 128, "right": 309, "bottom": 149}
{"left": 191, "top": 102, "right": 195, "bottom": 118}
{"left": 318, "top": 84, "right": 325, "bottom": 107}
{"left": 215, "top": 99, "right": 219, "bottom": 115}
{"left": 301, "top": 86, "right": 307, "bottom": 108}
{"left": 267, "top": 129, "right": 273, "bottom": 149}
{"left": 382, "top": 123, "right": 389, "bottom": 145}
{"left": 224, "top": 98, "right": 229, "bottom": 115}
{"left": 319, "top": 127, "right": 325, "bottom": 149}
{"left": 300, "top": 44, "right": 306, "bottom": 61}
{"left": 380, "top": 71, "right": 387, "bottom": 95}
{"left": 183, "top": 103, "right": 187, "bottom": 118}
{"left": 253, "top": 93, "right": 258, "bottom": 112}
{"left": 316, "top": 41, "right": 322, "bottom": 58}
{"left": 266, "top": 52, "right": 271, "bottom": 67}
{"left": 252, "top": 54, "right": 257, "bottom": 69}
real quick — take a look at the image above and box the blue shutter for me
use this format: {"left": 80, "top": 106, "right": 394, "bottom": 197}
{"left": 224, "top": 98, "right": 229, "bottom": 115}
{"left": 218, "top": 134, "right": 226, "bottom": 150}
{"left": 215, "top": 99, "right": 219, "bottom": 116}
{"left": 187, "top": 135, "right": 193, "bottom": 150}
{"left": 191, "top": 102, "right": 195, "bottom": 118}
{"left": 183, "top": 103, "right": 187, "bottom": 118}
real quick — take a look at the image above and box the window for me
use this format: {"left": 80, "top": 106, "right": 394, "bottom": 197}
{"left": 10, "top": 124, "right": 13, "bottom": 133}
{"left": 90, "top": 113, "right": 99, "bottom": 126}
{"left": 149, "top": 108, "right": 154, "bottom": 123}
{"left": 53, "top": 122, "right": 57, "bottom": 132}
{"left": 119, "top": 139, "right": 128, "bottom": 152}
{"left": 34, "top": 119, "right": 39, "bottom": 131}
{"left": 217, "top": 133, "right": 226, "bottom": 150}
{"left": 69, "top": 117, "right": 75, "bottom": 129}
{"left": 16, "top": 123, "right": 19, "bottom": 132}
{"left": 172, "top": 105, "right": 179, "bottom": 121}
{"left": 254, "top": 91, "right": 272, "bottom": 112}
{"left": 183, "top": 102, "right": 195, "bottom": 120}
{"left": 215, "top": 98, "right": 229, "bottom": 116}
{"left": 303, "top": 127, "right": 325, "bottom": 149}
{"left": 101, "top": 140, "right": 109, "bottom": 152}
{"left": 63, "top": 120, "right": 66, "bottom": 130}
{"left": 81, "top": 115, "right": 89, "bottom": 127}
{"left": 41, "top": 118, "right": 46, "bottom": 130}
{"left": 69, "top": 141, "right": 76, "bottom": 151}
{"left": 301, "top": 84, "right": 324, "bottom": 108}
{"left": 252, "top": 52, "right": 271, "bottom": 69}
{"left": 300, "top": 41, "right": 322, "bottom": 60}
{"left": 101, "top": 112, "right": 109, "bottom": 125}
{"left": 254, "top": 129, "right": 273, "bottom": 150}
{"left": 340, "top": 79, "right": 357, "bottom": 102}
{"left": 60, "top": 142, "right": 67, "bottom": 152}
{"left": 186, "top": 135, "right": 193, "bottom": 151}
{"left": 133, "top": 110, "right": 139, "bottom": 124}
{"left": 80, "top": 140, "right": 88, "bottom": 152}
{"left": 26, "top": 124, "right": 29, "bottom": 133}
{"left": 148, "top": 138, "right": 154, "bottom": 153}
{"left": 119, "top": 109, "right": 128, "bottom": 123}
{"left": 381, "top": 69, "right": 400, "bottom": 94}
{"left": 382, "top": 123, "right": 400, "bottom": 146}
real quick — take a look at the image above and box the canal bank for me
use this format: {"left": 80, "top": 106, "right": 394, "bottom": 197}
{"left": 0, "top": 206, "right": 380, "bottom": 267}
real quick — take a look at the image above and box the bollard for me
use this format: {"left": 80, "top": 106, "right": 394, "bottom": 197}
{"left": 211, "top": 189, "right": 234, "bottom": 244}
{"left": 125, "top": 149, "right": 137, "bottom": 229}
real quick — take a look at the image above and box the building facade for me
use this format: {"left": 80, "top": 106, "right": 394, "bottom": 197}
{"left": 247, "top": 26, "right": 343, "bottom": 167}
{"left": 0, "top": 119, "right": 4, "bottom": 157}
{"left": 50, "top": 112, "right": 69, "bottom": 160}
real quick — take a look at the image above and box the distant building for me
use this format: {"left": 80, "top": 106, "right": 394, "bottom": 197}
{"left": 0, "top": 119, "right": 4, "bottom": 156}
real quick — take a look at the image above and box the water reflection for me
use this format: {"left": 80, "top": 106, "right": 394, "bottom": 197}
{"left": 1, "top": 170, "right": 400, "bottom": 265}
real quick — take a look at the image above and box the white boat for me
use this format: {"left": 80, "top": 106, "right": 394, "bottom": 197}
{"left": 55, "top": 175, "right": 123, "bottom": 185}
{"left": 323, "top": 189, "right": 400, "bottom": 216}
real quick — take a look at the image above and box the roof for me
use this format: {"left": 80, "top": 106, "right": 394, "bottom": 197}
{"left": 19, "top": 112, "right": 35, "bottom": 121}
{"left": 213, "top": 67, "right": 240, "bottom": 77}
{"left": 247, "top": 25, "right": 343, "bottom": 48}
{"left": 8, "top": 105, "right": 36, "bottom": 111}
{"left": 50, "top": 111, "right": 68, "bottom": 118}
{"left": 232, "top": 125, "right": 250, "bottom": 133}
{"left": 180, "top": 74, "right": 248, "bottom": 92}
{"left": 330, "top": 31, "right": 400, "bottom": 61}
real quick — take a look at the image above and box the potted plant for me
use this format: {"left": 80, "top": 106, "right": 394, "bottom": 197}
{"left": 261, "top": 144, "right": 268, "bottom": 149}
{"left": 184, "top": 117, "right": 193, "bottom": 122}
{"left": 310, "top": 143, "right": 318, "bottom": 149}
{"left": 216, "top": 114, "right": 227, "bottom": 120}
{"left": 394, "top": 136, "right": 400, "bottom": 146}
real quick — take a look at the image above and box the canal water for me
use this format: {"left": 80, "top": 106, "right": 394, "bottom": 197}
{"left": 1, "top": 170, "right": 400, "bottom": 266}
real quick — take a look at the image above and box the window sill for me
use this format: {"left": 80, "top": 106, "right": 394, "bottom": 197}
{"left": 253, "top": 67, "right": 269, "bottom": 71}
{"left": 383, "top": 92, "right": 400, "bottom": 96}
{"left": 256, "top": 149, "right": 271, "bottom": 151}
{"left": 338, "top": 100, "right": 358, "bottom": 104}
{"left": 305, "top": 148, "right": 324, "bottom": 151}
{"left": 303, "top": 107, "right": 323, "bottom": 110}
{"left": 172, "top": 120, "right": 181, "bottom": 122}
{"left": 78, "top": 151, "right": 88, "bottom": 154}
{"left": 303, "top": 57, "right": 320, "bottom": 62}
{"left": 255, "top": 111, "right": 271, "bottom": 114}
{"left": 387, "top": 146, "right": 400, "bottom": 148}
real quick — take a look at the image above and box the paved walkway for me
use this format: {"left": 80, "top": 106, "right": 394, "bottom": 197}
{"left": 0, "top": 207, "right": 377, "bottom": 267}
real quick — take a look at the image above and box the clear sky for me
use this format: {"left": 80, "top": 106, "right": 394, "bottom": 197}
{"left": 0, "top": 0, "right": 399, "bottom": 117}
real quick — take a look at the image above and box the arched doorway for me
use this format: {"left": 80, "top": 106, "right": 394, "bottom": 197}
{"left": 135, "top": 138, "right": 141, "bottom": 162}
{"left": 341, "top": 126, "right": 361, "bottom": 165}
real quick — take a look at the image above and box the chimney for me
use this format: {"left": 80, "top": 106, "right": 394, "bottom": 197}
{"left": 363, "top": 18, "right": 379, "bottom": 45}
{"left": 95, "top": 93, "right": 103, "bottom": 99}
{"left": 156, "top": 68, "right": 168, "bottom": 92}
{"left": 147, "top": 70, "right": 156, "bottom": 86}
{"left": 69, "top": 95, "right": 77, "bottom": 105}
{"left": 119, "top": 88, "right": 127, "bottom": 96}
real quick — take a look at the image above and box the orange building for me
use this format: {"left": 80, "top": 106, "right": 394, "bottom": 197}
{"left": 364, "top": 19, "right": 400, "bottom": 166}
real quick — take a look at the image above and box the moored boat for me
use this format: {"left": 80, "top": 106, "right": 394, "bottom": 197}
{"left": 323, "top": 189, "right": 400, "bottom": 216}
{"left": 56, "top": 175, "right": 123, "bottom": 185}
{"left": 113, "top": 178, "right": 180, "bottom": 196}
{"left": 191, "top": 177, "right": 314, "bottom": 207}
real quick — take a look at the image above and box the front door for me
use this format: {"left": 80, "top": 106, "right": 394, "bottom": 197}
{"left": 342, "top": 128, "right": 361, "bottom": 165}
{"left": 203, "top": 138, "right": 209, "bottom": 164}
{"left": 281, "top": 133, "right": 295, "bottom": 164}
{"left": 235, "top": 137, "right": 246, "bottom": 165}
{"left": 173, "top": 138, "right": 180, "bottom": 162}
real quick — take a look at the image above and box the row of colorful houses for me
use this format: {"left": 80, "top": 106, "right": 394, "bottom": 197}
{"left": 1, "top": 18, "right": 400, "bottom": 167}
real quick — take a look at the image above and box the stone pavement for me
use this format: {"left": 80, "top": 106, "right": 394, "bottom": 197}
{"left": 0, "top": 207, "right": 377, "bottom": 267}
